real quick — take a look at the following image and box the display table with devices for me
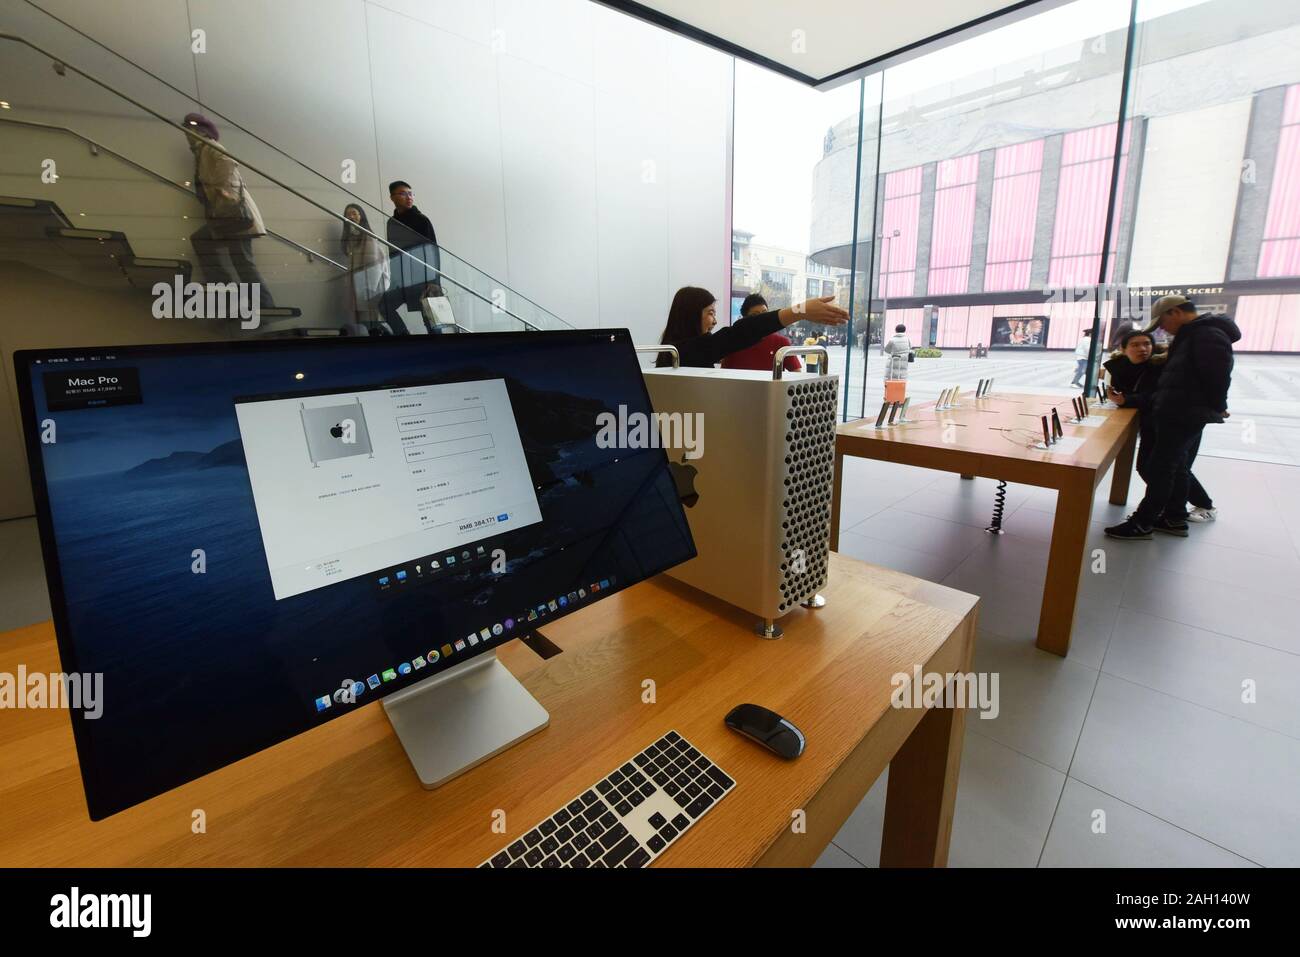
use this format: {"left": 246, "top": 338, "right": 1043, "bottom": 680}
{"left": 831, "top": 389, "right": 1137, "bottom": 657}
{"left": 8, "top": 332, "right": 977, "bottom": 867}
{"left": 0, "top": 550, "right": 977, "bottom": 867}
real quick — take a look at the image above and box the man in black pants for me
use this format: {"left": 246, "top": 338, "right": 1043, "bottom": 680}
{"left": 1105, "top": 296, "right": 1240, "bottom": 540}
{"left": 383, "top": 180, "right": 443, "bottom": 334}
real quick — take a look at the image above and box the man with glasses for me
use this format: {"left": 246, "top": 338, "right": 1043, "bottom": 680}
{"left": 384, "top": 180, "right": 443, "bottom": 334}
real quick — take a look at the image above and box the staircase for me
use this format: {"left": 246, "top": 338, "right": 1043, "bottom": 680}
{"left": 0, "top": 31, "right": 575, "bottom": 342}
{"left": 0, "top": 195, "right": 310, "bottom": 326}
{"left": 0, "top": 194, "right": 189, "bottom": 289}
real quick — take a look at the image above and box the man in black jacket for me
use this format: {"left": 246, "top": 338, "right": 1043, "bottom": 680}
{"left": 1105, "top": 330, "right": 1214, "bottom": 510}
{"left": 1105, "top": 296, "right": 1240, "bottom": 540}
{"left": 384, "top": 180, "right": 443, "bottom": 334}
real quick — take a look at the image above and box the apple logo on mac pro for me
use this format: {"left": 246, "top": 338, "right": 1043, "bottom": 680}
{"left": 669, "top": 457, "right": 699, "bottom": 509}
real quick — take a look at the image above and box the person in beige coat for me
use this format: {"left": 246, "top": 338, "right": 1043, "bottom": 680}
{"left": 183, "top": 113, "right": 275, "bottom": 307}
{"left": 341, "top": 203, "right": 403, "bottom": 335}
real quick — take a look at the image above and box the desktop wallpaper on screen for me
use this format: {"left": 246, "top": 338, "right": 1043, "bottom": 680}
{"left": 18, "top": 331, "right": 694, "bottom": 819}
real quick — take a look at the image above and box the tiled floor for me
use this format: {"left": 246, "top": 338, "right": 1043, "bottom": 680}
{"left": 817, "top": 452, "right": 1300, "bottom": 868}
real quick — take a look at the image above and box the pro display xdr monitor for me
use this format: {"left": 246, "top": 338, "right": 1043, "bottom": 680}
{"left": 15, "top": 331, "right": 696, "bottom": 820}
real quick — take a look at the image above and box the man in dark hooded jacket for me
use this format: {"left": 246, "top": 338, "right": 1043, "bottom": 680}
{"left": 1105, "top": 296, "right": 1240, "bottom": 540}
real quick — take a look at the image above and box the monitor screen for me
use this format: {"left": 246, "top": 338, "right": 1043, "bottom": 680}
{"left": 989, "top": 316, "right": 1049, "bottom": 348}
{"left": 15, "top": 331, "right": 695, "bottom": 819}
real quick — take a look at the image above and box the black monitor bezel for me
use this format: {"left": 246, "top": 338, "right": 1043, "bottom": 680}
{"left": 14, "top": 329, "right": 690, "bottom": 819}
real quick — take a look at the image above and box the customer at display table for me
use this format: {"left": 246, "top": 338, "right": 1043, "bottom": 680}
{"left": 657, "top": 288, "right": 847, "bottom": 367}
{"left": 1105, "top": 296, "right": 1237, "bottom": 540}
{"left": 1104, "top": 329, "right": 1214, "bottom": 523}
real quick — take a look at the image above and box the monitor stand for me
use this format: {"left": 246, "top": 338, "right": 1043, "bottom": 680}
{"left": 382, "top": 652, "right": 549, "bottom": 789}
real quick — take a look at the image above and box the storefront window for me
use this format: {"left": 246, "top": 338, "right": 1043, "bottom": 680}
{"left": 734, "top": 0, "right": 1300, "bottom": 460}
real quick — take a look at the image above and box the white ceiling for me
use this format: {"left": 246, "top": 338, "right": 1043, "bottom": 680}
{"left": 596, "top": 0, "right": 1060, "bottom": 87}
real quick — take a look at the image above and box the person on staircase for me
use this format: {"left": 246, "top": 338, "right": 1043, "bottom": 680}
{"left": 340, "top": 204, "right": 397, "bottom": 335}
{"left": 385, "top": 180, "right": 442, "bottom": 334}
{"left": 182, "top": 113, "right": 275, "bottom": 309}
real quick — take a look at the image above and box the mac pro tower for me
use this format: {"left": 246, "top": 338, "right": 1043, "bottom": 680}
{"left": 643, "top": 365, "right": 839, "bottom": 638}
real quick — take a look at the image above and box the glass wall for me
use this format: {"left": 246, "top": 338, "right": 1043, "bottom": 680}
{"left": 1120, "top": 0, "right": 1300, "bottom": 463}
{"left": 730, "top": 62, "right": 870, "bottom": 397}
{"left": 734, "top": 0, "right": 1300, "bottom": 463}
{"left": 843, "top": 74, "right": 885, "bottom": 417}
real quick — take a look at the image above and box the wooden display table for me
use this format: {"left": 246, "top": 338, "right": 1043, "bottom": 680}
{"left": 832, "top": 390, "right": 1137, "bottom": 656}
{"left": 0, "top": 552, "right": 977, "bottom": 867}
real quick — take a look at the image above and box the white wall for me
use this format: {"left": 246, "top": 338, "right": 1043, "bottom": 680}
{"left": 10, "top": 0, "right": 734, "bottom": 343}
{"left": 0, "top": 0, "right": 733, "bottom": 519}
{"left": 1127, "top": 99, "right": 1252, "bottom": 285}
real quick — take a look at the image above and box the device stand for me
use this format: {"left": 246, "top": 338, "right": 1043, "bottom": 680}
{"left": 383, "top": 652, "right": 549, "bottom": 788}
{"left": 800, "top": 593, "right": 826, "bottom": 609}
{"left": 754, "top": 618, "right": 784, "bottom": 639}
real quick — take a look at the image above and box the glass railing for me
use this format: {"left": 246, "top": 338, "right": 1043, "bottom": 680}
{"left": 0, "top": 24, "right": 577, "bottom": 333}
{"left": 0, "top": 32, "right": 574, "bottom": 340}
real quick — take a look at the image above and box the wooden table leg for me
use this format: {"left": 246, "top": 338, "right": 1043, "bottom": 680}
{"left": 1037, "top": 473, "right": 1094, "bottom": 656}
{"left": 830, "top": 448, "right": 844, "bottom": 551}
{"left": 1109, "top": 422, "right": 1138, "bottom": 506}
{"left": 879, "top": 614, "right": 975, "bottom": 867}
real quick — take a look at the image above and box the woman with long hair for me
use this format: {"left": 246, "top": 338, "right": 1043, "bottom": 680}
{"left": 340, "top": 203, "right": 396, "bottom": 334}
{"left": 657, "top": 287, "right": 847, "bottom": 367}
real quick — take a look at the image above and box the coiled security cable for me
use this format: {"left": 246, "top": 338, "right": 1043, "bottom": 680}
{"left": 986, "top": 479, "right": 1008, "bottom": 535}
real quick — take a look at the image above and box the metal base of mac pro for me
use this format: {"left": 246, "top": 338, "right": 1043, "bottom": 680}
{"left": 382, "top": 652, "right": 549, "bottom": 788}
